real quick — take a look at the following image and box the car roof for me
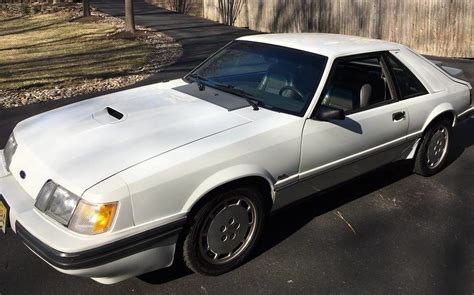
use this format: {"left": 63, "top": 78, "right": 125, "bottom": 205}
{"left": 237, "top": 33, "right": 404, "bottom": 58}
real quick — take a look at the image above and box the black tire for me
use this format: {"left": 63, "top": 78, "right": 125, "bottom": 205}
{"left": 181, "top": 186, "right": 266, "bottom": 275}
{"left": 414, "top": 119, "right": 452, "bottom": 176}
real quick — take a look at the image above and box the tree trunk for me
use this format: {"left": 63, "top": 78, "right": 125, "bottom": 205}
{"left": 83, "top": 0, "right": 91, "bottom": 17}
{"left": 125, "top": 0, "right": 135, "bottom": 33}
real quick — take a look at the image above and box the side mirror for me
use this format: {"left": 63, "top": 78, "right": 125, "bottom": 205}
{"left": 313, "top": 105, "right": 345, "bottom": 121}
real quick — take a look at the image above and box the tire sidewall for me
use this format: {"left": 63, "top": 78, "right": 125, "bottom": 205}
{"left": 182, "top": 186, "right": 266, "bottom": 275}
{"left": 415, "top": 119, "right": 452, "bottom": 176}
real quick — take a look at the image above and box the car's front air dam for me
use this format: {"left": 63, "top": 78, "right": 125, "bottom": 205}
{"left": 15, "top": 220, "right": 183, "bottom": 284}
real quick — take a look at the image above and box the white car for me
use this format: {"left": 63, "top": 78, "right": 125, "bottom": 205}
{"left": 0, "top": 33, "right": 472, "bottom": 284}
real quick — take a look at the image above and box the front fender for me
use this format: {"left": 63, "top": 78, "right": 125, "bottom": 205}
{"left": 183, "top": 165, "right": 276, "bottom": 212}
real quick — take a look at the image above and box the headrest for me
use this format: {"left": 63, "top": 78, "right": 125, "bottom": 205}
{"left": 360, "top": 83, "right": 372, "bottom": 108}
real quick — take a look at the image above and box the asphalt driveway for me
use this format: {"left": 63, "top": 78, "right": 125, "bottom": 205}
{"left": 0, "top": 1, "right": 473, "bottom": 294}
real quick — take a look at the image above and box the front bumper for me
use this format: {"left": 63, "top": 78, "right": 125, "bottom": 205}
{"left": 0, "top": 159, "right": 186, "bottom": 284}
{"left": 15, "top": 219, "right": 185, "bottom": 270}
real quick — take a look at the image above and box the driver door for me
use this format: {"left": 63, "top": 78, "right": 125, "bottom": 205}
{"left": 299, "top": 52, "right": 409, "bottom": 191}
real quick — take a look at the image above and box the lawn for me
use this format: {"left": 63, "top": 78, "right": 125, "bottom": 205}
{"left": 0, "top": 9, "right": 180, "bottom": 108}
{"left": 0, "top": 12, "right": 157, "bottom": 89}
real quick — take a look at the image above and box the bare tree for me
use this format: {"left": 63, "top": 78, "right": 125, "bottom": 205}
{"left": 83, "top": 0, "right": 91, "bottom": 17}
{"left": 125, "top": 0, "right": 136, "bottom": 33}
{"left": 218, "top": 0, "right": 244, "bottom": 26}
{"left": 167, "top": 0, "right": 190, "bottom": 14}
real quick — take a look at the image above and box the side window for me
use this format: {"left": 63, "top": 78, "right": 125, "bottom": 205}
{"left": 321, "top": 55, "right": 393, "bottom": 113}
{"left": 386, "top": 53, "right": 428, "bottom": 99}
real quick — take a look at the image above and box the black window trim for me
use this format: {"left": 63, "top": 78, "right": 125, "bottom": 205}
{"left": 383, "top": 52, "right": 430, "bottom": 100}
{"left": 311, "top": 51, "right": 400, "bottom": 118}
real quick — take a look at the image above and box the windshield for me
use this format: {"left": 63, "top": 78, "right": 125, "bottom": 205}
{"left": 187, "top": 41, "right": 328, "bottom": 116}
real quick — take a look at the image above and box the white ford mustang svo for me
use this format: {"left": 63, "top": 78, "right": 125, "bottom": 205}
{"left": 0, "top": 33, "right": 472, "bottom": 284}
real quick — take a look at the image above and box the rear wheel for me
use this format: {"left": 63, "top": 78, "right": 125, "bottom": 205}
{"left": 181, "top": 186, "right": 265, "bottom": 275}
{"left": 414, "top": 119, "right": 451, "bottom": 176}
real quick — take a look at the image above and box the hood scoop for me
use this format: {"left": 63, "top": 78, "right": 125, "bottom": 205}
{"left": 92, "top": 107, "right": 126, "bottom": 124}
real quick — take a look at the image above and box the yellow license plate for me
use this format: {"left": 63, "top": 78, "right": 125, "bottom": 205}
{"left": 0, "top": 200, "right": 7, "bottom": 234}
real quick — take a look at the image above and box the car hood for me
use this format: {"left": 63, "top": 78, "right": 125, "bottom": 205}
{"left": 13, "top": 81, "right": 251, "bottom": 196}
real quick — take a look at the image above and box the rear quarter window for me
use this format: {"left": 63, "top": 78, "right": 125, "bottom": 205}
{"left": 386, "top": 53, "right": 429, "bottom": 99}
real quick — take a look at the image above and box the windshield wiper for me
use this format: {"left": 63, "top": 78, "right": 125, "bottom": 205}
{"left": 213, "top": 84, "right": 261, "bottom": 111}
{"left": 187, "top": 73, "right": 207, "bottom": 91}
{"left": 187, "top": 76, "right": 261, "bottom": 110}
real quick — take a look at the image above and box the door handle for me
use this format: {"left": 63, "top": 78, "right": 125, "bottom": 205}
{"left": 392, "top": 111, "right": 406, "bottom": 122}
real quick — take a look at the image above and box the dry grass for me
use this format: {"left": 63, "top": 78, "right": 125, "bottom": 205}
{"left": 0, "top": 12, "right": 156, "bottom": 90}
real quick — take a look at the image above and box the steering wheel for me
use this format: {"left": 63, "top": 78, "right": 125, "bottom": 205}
{"left": 279, "top": 86, "right": 305, "bottom": 101}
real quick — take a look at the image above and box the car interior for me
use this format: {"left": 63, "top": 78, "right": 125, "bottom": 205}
{"left": 321, "top": 57, "right": 393, "bottom": 113}
{"left": 213, "top": 60, "right": 323, "bottom": 114}
{"left": 196, "top": 42, "right": 327, "bottom": 115}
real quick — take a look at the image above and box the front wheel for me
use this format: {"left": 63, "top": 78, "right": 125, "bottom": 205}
{"left": 181, "top": 186, "right": 266, "bottom": 275}
{"left": 414, "top": 119, "right": 452, "bottom": 176}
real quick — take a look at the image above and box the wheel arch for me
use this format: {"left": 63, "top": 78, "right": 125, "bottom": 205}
{"left": 422, "top": 103, "right": 456, "bottom": 132}
{"left": 183, "top": 165, "right": 276, "bottom": 215}
{"left": 406, "top": 105, "right": 455, "bottom": 160}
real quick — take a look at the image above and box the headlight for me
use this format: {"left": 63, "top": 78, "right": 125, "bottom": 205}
{"left": 35, "top": 181, "right": 117, "bottom": 235}
{"left": 35, "top": 181, "right": 80, "bottom": 225}
{"left": 4, "top": 133, "right": 17, "bottom": 171}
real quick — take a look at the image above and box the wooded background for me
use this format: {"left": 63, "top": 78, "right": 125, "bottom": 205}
{"left": 202, "top": 0, "right": 473, "bottom": 57}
